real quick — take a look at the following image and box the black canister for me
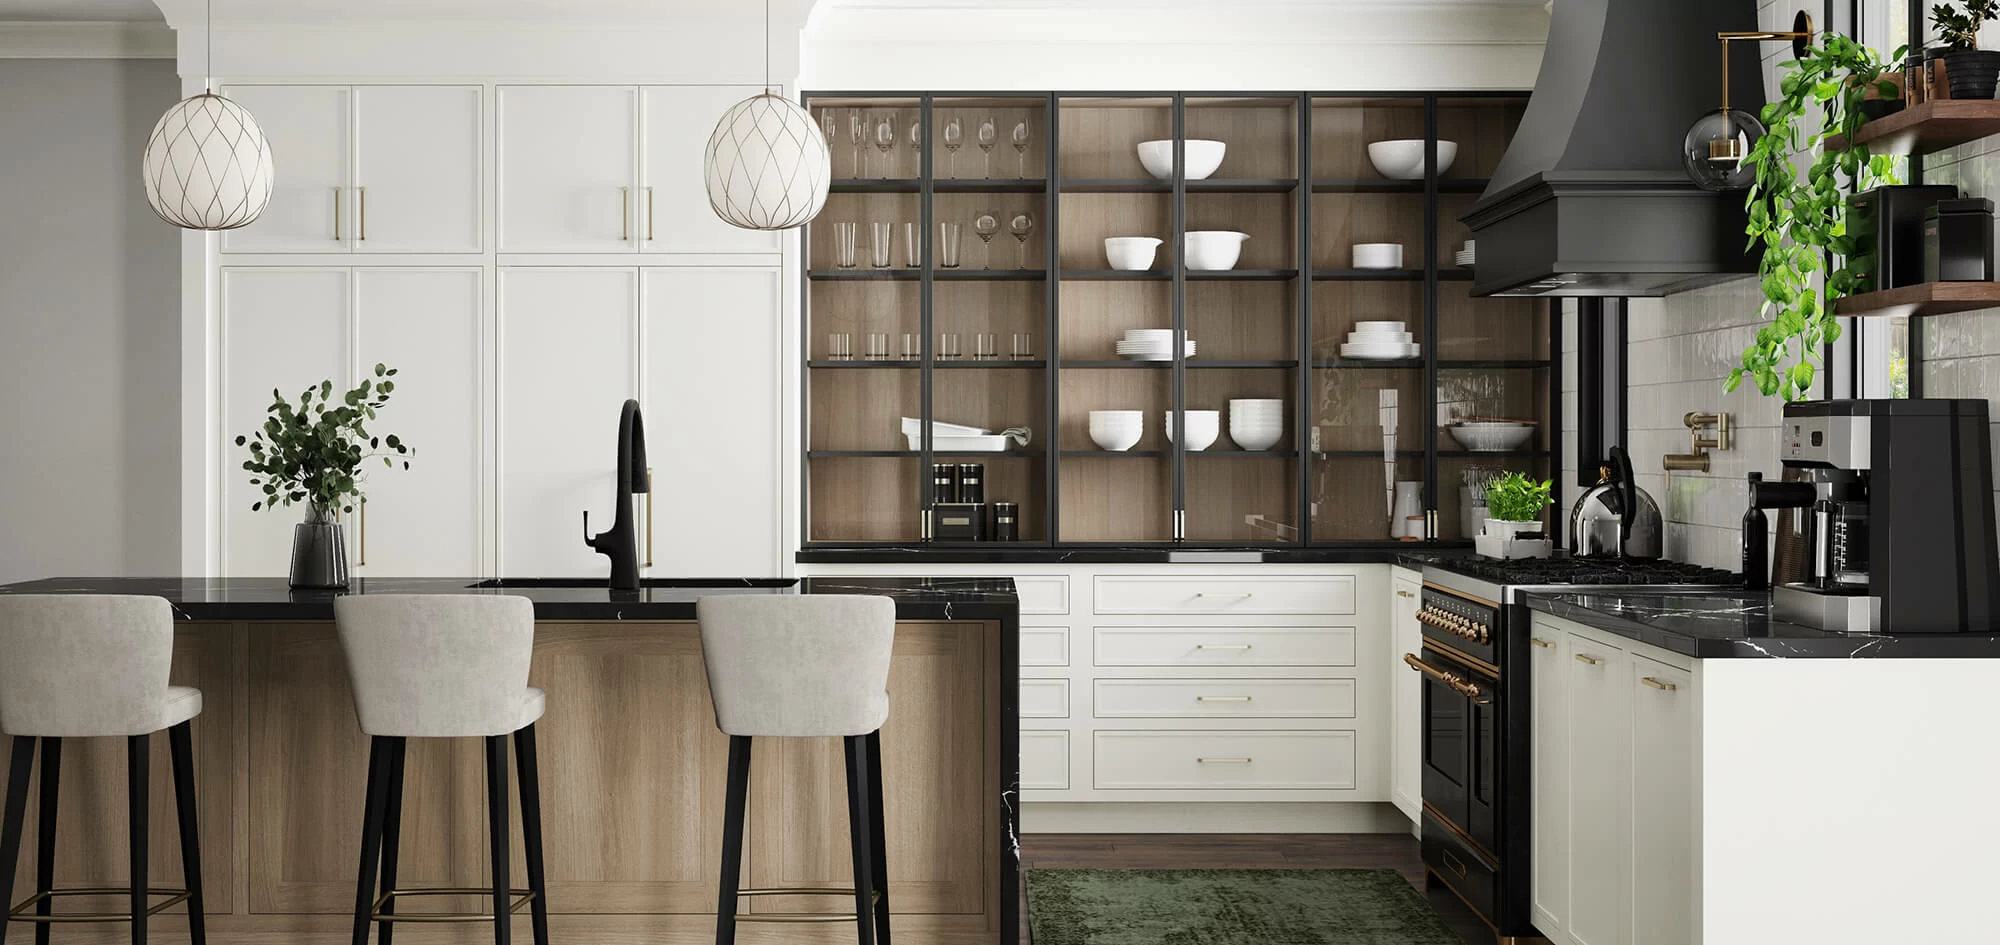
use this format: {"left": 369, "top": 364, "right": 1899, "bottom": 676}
{"left": 991, "top": 502, "right": 1020, "bottom": 542}
{"left": 957, "top": 464, "right": 985, "bottom": 504}
{"left": 1742, "top": 473, "right": 1768, "bottom": 591}
{"left": 932, "top": 463, "right": 960, "bottom": 503}
{"left": 1925, "top": 197, "right": 1996, "bottom": 282}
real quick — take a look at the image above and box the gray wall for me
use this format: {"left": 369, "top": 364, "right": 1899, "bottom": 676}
{"left": 0, "top": 59, "right": 182, "bottom": 583}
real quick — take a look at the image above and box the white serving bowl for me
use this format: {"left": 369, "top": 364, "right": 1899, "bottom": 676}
{"left": 1229, "top": 419, "right": 1284, "bottom": 452}
{"left": 1089, "top": 410, "right": 1144, "bottom": 451}
{"left": 1367, "top": 139, "right": 1459, "bottom": 180}
{"left": 1184, "top": 230, "right": 1250, "bottom": 271}
{"left": 1165, "top": 410, "right": 1221, "bottom": 451}
{"left": 1351, "top": 242, "right": 1405, "bottom": 269}
{"left": 1104, "top": 236, "right": 1163, "bottom": 271}
{"left": 1447, "top": 422, "right": 1535, "bottom": 452}
{"left": 1137, "top": 139, "right": 1227, "bottom": 180}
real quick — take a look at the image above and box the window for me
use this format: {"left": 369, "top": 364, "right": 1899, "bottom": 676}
{"left": 1857, "top": 0, "right": 1912, "bottom": 399}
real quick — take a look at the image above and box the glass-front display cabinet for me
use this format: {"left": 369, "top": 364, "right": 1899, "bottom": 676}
{"left": 802, "top": 91, "right": 1552, "bottom": 549}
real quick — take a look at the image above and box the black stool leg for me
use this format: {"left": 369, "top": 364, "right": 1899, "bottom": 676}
{"left": 843, "top": 735, "right": 876, "bottom": 945}
{"left": 513, "top": 725, "right": 550, "bottom": 945}
{"left": 168, "top": 723, "right": 206, "bottom": 945}
{"left": 34, "top": 738, "right": 60, "bottom": 945}
{"left": 485, "top": 735, "right": 511, "bottom": 945}
{"left": 0, "top": 736, "right": 37, "bottom": 945}
{"left": 377, "top": 737, "right": 407, "bottom": 945}
{"left": 350, "top": 737, "right": 391, "bottom": 945}
{"left": 128, "top": 734, "right": 149, "bottom": 945}
{"left": 715, "top": 735, "right": 752, "bottom": 945}
{"left": 865, "top": 730, "right": 890, "bottom": 945}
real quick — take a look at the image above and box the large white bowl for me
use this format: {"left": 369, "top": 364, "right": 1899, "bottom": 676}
{"left": 1367, "top": 139, "right": 1459, "bottom": 180}
{"left": 1164, "top": 410, "right": 1221, "bottom": 451}
{"left": 1137, "top": 139, "right": 1226, "bottom": 180}
{"left": 1089, "top": 410, "right": 1144, "bottom": 451}
{"left": 1352, "top": 242, "right": 1404, "bottom": 269}
{"left": 1230, "top": 420, "right": 1283, "bottom": 452}
{"left": 1185, "top": 230, "right": 1250, "bottom": 271}
{"left": 1104, "top": 236, "right": 1163, "bottom": 271}
{"left": 1447, "top": 422, "right": 1535, "bottom": 452}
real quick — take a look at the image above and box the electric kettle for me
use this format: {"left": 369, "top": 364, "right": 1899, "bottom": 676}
{"left": 1569, "top": 444, "right": 1662, "bottom": 558}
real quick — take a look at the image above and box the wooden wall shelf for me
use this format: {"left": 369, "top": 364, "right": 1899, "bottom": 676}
{"left": 1833, "top": 281, "right": 2000, "bottom": 317}
{"left": 1827, "top": 100, "right": 2000, "bottom": 156}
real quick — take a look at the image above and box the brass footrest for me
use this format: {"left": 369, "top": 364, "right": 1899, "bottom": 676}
{"left": 733, "top": 887, "right": 882, "bottom": 924}
{"left": 369, "top": 887, "right": 536, "bottom": 924}
{"left": 7, "top": 888, "right": 192, "bottom": 923}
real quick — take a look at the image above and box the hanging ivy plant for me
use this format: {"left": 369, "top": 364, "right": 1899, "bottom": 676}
{"left": 1732, "top": 33, "right": 1905, "bottom": 401}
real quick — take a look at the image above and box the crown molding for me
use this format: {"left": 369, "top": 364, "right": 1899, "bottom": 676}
{"left": 0, "top": 20, "right": 172, "bottom": 57}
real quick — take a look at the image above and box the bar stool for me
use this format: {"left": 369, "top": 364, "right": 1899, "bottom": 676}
{"left": 0, "top": 595, "right": 206, "bottom": 945}
{"left": 696, "top": 595, "right": 897, "bottom": 945}
{"left": 333, "top": 595, "right": 550, "bottom": 945}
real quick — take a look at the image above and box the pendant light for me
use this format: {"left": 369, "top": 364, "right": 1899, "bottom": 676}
{"left": 1681, "top": 12, "right": 1813, "bottom": 192}
{"left": 142, "top": 0, "right": 273, "bottom": 230}
{"left": 704, "top": 0, "right": 830, "bottom": 230}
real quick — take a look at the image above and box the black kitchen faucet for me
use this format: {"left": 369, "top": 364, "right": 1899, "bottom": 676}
{"left": 585, "top": 398, "right": 650, "bottom": 589}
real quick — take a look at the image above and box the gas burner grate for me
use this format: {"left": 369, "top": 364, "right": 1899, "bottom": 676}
{"left": 1447, "top": 555, "right": 1740, "bottom": 587}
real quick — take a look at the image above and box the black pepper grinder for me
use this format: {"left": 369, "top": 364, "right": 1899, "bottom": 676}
{"left": 1742, "top": 472, "right": 1768, "bottom": 590}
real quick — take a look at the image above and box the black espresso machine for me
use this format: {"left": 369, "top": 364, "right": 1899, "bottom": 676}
{"left": 1771, "top": 399, "right": 2000, "bottom": 633}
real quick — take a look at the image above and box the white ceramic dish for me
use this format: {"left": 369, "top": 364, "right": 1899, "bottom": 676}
{"left": 1164, "top": 410, "right": 1221, "bottom": 451}
{"left": 901, "top": 417, "right": 989, "bottom": 437}
{"left": 1347, "top": 331, "right": 1414, "bottom": 344}
{"left": 905, "top": 433, "right": 1012, "bottom": 452}
{"left": 1447, "top": 422, "right": 1535, "bottom": 452}
{"left": 1340, "top": 341, "right": 1421, "bottom": 360}
{"left": 1184, "top": 230, "right": 1250, "bottom": 270}
{"left": 1229, "top": 419, "right": 1283, "bottom": 451}
{"left": 1367, "top": 139, "right": 1458, "bottom": 180}
{"left": 1088, "top": 409, "right": 1144, "bottom": 451}
{"left": 1137, "top": 139, "right": 1226, "bottom": 180}
{"left": 1353, "top": 320, "right": 1405, "bottom": 332}
{"left": 1351, "top": 242, "right": 1404, "bottom": 269}
{"left": 1104, "top": 236, "right": 1163, "bottom": 271}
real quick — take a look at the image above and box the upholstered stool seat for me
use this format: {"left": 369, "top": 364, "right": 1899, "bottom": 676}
{"left": 0, "top": 594, "right": 208, "bottom": 945}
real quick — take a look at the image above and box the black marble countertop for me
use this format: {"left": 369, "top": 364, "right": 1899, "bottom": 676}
{"left": 796, "top": 545, "right": 1471, "bottom": 565}
{"left": 0, "top": 577, "right": 1018, "bottom": 623}
{"left": 1525, "top": 591, "right": 2000, "bottom": 658}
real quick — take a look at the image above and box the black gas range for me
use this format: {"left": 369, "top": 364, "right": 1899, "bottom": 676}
{"left": 1409, "top": 555, "right": 1739, "bottom": 943}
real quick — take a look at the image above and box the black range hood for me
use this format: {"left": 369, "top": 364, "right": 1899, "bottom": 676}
{"left": 1463, "top": 0, "right": 1764, "bottom": 297}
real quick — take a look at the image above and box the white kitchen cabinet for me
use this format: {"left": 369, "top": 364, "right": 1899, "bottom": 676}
{"left": 220, "top": 87, "right": 350, "bottom": 253}
{"left": 640, "top": 267, "right": 781, "bottom": 575}
{"left": 1564, "top": 631, "right": 1628, "bottom": 945}
{"left": 1628, "top": 654, "right": 1695, "bottom": 945}
{"left": 498, "top": 86, "right": 639, "bottom": 253}
{"left": 640, "top": 85, "right": 781, "bottom": 255}
{"left": 497, "top": 268, "right": 638, "bottom": 576}
{"left": 1388, "top": 569, "right": 1422, "bottom": 822}
{"left": 218, "top": 269, "right": 352, "bottom": 574}
{"left": 1528, "top": 624, "right": 1569, "bottom": 935}
{"left": 352, "top": 268, "right": 485, "bottom": 576}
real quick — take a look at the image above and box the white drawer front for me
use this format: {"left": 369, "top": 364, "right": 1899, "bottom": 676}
{"left": 1021, "top": 627, "right": 1070, "bottom": 667}
{"left": 1093, "top": 575, "right": 1355, "bottom": 615}
{"left": 1094, "top": 627, "right": 1355, "bottom": 667}
{"left": 1021, "top": 730, "right": 1070, "bottom": 790}
{"left": 1094, "top": 678, "right": 1355, "bottom": 719}
{"left": 1016, "top": 576, "right": 1070, "bottom": 615}
{"left": 1093, "top": 731, "right": 1355, "bottom": 790}
{"left": 1020, "top": 679, "right": 1070, "bottom": 719}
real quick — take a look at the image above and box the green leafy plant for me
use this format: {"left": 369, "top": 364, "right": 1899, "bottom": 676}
{"left": 1734, "top": 33, "right": 1905, "bottom": 401}
{"left": 1486, "top": 473, "right": 1554, "bottom": 523}
{"left": 1933, "top": 0, "right": 1998, "bottom": 50}
{"left": 235, "top": 364, "right": 413, "bottom": 522}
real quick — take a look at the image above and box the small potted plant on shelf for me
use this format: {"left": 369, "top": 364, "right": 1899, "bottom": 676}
{"left": 1483, "top": 472, "right": 1553, "bottom": 542}
{"left": 1932, "top": 1, "right": 2000, "bottom": 99}
{"left": 236, "top": 364, "right": 413, "bottom": 589}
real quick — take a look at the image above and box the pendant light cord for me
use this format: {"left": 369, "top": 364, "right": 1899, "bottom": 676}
{"left": 763, "top": 0, "right": 772, "bottom": 94}
{"left": 206, "top": 0, "right": 212, "bottom": 92}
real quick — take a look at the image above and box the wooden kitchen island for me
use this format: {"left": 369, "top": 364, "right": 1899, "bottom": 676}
{"left": 0, "top": 576, "right": 1020, "bottom": 945}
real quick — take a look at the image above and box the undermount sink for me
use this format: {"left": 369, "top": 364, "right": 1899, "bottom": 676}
{"left": 467, "top": 578, "right": 798, "bottom": 589}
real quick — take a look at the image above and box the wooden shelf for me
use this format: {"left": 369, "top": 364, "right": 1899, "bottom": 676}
{"left": 1061, "top": 269, "right": 1169, "bottom": 280}
{"left": 1061, "top": 450, "right": 1168, "bottom": 458}
{"left": 1188, "top": 450, "right": 1300, "bottom": 458}
{"left": 1060, "top": 178, "right": 1171, "bottom": 193}
{"left": 1313, "top": 268, "right": 1425, "bottom": 281}
{"left": 809, "top": 269, "right": 917, "bottom": 281}
{"left": 933, "top": 178, "right": 1047, "bottom": 193}
{"left": 1186, "top": 178, "right": 1299, "bottom": 193}
{"left": 1313, "top": 358, "right": 1424, "bottom": 369}
{"left": 829, "top": 178, "right": 921, "bottom": 193}
{"left": 1832, "top": 281, "right": 2000, "bottom": 317}
{"left": 1187, "top": 269, "right": 1299, "bottom": 281}
{"left": 1827, "top": 99, "right": 2000, "bottom": 156}
{"left": 936, "top": 269, "right": 1047, "bottom": 281}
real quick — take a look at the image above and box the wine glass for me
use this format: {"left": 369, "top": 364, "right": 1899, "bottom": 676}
{"left": 874, "top": 112, "right": 898, "bottom": 180}
{"left": 1008, "top": 210, "right": 1036, "bottom": 269}
{"left": 1010, "top": 120, "right": 1032, "bottom": 179}
{"left": 821, "top": 110, "right": 839, "bottom": 174}
{"left": 976, "top": 116, "right": 998, "bottom": 177}
{"left": 972, "top": 209, "right": 1001, "bottom": 269}
{"left": 942, "top": 116, "right": 964, "bottom": 179}
{"left": 908, "top": 118, "right": 923, "bottom": 173}
{"left": 848, "top": 110, "right": 866, "bottom": 178}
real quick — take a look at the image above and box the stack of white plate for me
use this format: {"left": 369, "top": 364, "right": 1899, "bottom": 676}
{"left": 1454, "top": 239, "right": 1476, "bottom": 268}
{"left": 1115, "top": 329, "right": 1196, "bottom": 361}
{"left": 1340, "top": 320, "right": 1420, "bottom": 360}
{"left": 1228, "top": 399, "right": 1284, "bottom": 451}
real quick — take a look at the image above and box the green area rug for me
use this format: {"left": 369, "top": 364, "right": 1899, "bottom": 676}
{"left": 1026, "top": 868, "right": 1462, "bottom": 945}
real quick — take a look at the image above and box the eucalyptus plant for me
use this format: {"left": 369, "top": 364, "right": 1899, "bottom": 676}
{"left": 235, "top": 364, "right": 413, "bottom": 522}
{"left": 1733, "top": 33, "right": 1904, "bottom": 401}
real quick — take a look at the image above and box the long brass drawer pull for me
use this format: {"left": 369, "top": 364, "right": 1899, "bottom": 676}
{"left": 1195, "top": 696, "right": 1251, "bottom": 702}
{"left": 1395, "top": 589, "right": 1415, "bottom": 598}
{"left": 1404, "top": 652, "right": 1481, "bottom": 699}
{"left": 1641, "top": 676, "right": 1678, "bottom": 691}
{"left": 1530, "top": 637, "right": 1555, "bottom": 649}
{"left": 1574, "top": 653, "right": 1604, "bottom": 666}
{"left": 333, "top": 186, "right": 342, "bottom": 240}
{"left": 1195, "top": 644, "right": 1252, "bottom": 650}
{"left": 358, "top": 186, "right": 367, "bottom": 240}
{"left": 1197, "top": 757, "right": 1252, "bottom": 764}
{"left": 1196, "top": 592, "right": 1253, "bottom": 599}
{"left": 621, "top": 186, "right": 630, "bottom": 240}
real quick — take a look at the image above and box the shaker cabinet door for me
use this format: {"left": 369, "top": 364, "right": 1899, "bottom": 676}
{"left": 497, "top": 268, "right": 639, "bottom": 576}
{"left": 220, "top": 86, "right": 351, "bottom": 253}
{"left": 219, "top": 268, "right": 353, "bottom": 575}
{"left": 640, "top": 85, "right": 784, "bottom": 255}
{"left": 1388, "top": 574, "right": 1423, "bottom": 822}
{"left": 354, "top": 86, "right": 484, "bottom": 253}
{"left": 497, "top": 86, "right": 639, "bottom": 253}
{"left": 353, "top": 268, "right": 486, "bottom": 576}
{"left": 1563, "top": 633, "right": 1629, "bottom": 945}
{"left": 1528, "top": 620, "right": 1570, "bottom": 937}
{"left": 1628, "top": 655, "right": 1696, "bottom": 945}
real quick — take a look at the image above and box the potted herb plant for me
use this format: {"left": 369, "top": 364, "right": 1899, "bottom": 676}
{"left": 236, "top": 364, "right": 413, "bottom": 589}
{"left": 1484, "top": 472, "right": 1553, "bottom": 541}
{"left": 1932, "top": 1, "right": 2000, "bottom": 99}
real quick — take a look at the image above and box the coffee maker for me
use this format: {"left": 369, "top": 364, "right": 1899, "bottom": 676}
{"left": 1776, "top": 399, "right": 2000, "bottom": 633}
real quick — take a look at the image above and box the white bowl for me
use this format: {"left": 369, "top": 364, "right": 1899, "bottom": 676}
{"left": 1354, "top": 321, "right": 1405, "bottom": 332}
{"left": 1184, "top": 230, "right": 1249, "bottom": 271}
{"left": 1352, "top": 243, "right": 1404, "bottom": 269}
{"left": 1137, "top": 139, "right": 1226, "bottom": 180}
{"left": 1104, "top": 236, "right": 1163, "bottom": 271}
{"left": 1165, "top": 410, "right": 1221, "bottom": 451}
{"left": 1447, "top": 422, "right": 1535, "bottom": 452}
{"left": 1229, "top": 418, "right": 1284, "bottom": 451}
{"left": 1348, "top": 331, "right": 1414, "bottom": 344}
{"left": 1367, "top": 139, "right": 1459, "bottom": 180}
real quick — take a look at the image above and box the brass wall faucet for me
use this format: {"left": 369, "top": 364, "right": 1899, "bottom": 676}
{"left": 1663, "top": 411, "right": 1731, "bottom": 472}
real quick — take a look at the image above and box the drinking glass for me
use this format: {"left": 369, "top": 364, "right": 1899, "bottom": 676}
{"left": 908, "top": 119, "right": 923, "bottom": 170}
{"left": 821, "top": 110, "right": 840, "bottom": 174}
{"left": 873, "top": 113, "right": 897, "bottom": 180}
{"left": 939, "top": 221, "right": 963, "bottom": 268}
{"left": 901, "top": 332, "right": 921, "bottom": 361}
{"left": 974, "top": 333, "right": 998, "bottom": 361}
{"left": 942, "top": 116, "right": 964, "bottom": 179}
{"left": 1008, "top": 210, "right": 1036, "bottom": 269}
{"left": 938, "top": 333, "right": 962, "bottom": 361}
{"left": 871, "top": 222, "right": 894, "bottom": 268}
{"left": 827, "top": 333, "right": 852, "bottom": 361}
{"left": 833, "top": 222, "right": 858, "bottom": 269}
{"left": 971, "top": 209, "right": 1001, "bottom": 269}
{"left": 976, "top": 116, "right": 998, "bottom": 177}
{"left": 866, "top": 332, "right": 890, "bottom": 361}
{"left": 848, "top": 110, "right": 866, "bottom": 178}
{"left": 1011, "top": 120, "right": 1032, "bottom": 179}
{"left": 1011, "top": 333, "right": 1035, "bottom": 361}
{"left": 903, "top": 222, "right": 920, "bottom": 267}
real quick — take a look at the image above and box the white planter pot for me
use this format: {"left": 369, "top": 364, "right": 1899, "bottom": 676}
{"left": 1484, "top": 517, "right": 1544, "bottom": 540}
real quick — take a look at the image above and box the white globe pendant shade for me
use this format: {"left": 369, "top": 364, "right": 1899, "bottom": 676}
{"left": 704, "top": 92, "right": 830, "bottom": 231}
{"left": 142, "top": 92, "right": 274, "bottom": 231}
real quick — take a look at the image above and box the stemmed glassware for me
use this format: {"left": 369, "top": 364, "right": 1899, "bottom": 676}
{"left": 1008, "top": 211, "right": 1036, "bottom": 269}
{"left": 848, "top": 110, "right": 865, "bottom": 178}
{"left": 1010, "top": 120, "right": 1032, "bottom": 179}
{"left": 976, "top": 116, "right": 998, "bottom": 177}
{"left": 972, "top": 209, "right": 1001, "bottom": 269}
{"left": 873, "top": 113, "right": 897, "bottom": 180}
{"left": 821, "top": 110, "right": 839, "bottom": 174}
{"left": 942, "top": 116, "right": 964, "bottom": 179}
{"left": 908, "top": 118, "right": 923, "bottom": 173}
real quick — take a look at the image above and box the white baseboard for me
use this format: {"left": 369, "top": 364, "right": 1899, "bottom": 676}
{"left": 1023, "top": 801, "right": 1413, "bottom": 834}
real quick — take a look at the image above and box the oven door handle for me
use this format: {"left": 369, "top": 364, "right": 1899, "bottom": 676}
{"left": 1403, "top": 652, "right": 1483, "bottom": 700}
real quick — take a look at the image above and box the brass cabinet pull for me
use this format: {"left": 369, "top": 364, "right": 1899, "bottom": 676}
{"left": 644, "top": 466, "right": 654, "bottom": 568}
{"left": 358, "top": 186, "right": 367, "bottom": 240}
{"left": 1197, "top": 757, "right": 1251, "bottom": 765}
{"left": 621, "top": 186, "right": 630, "bottom": 240}
{"left": 333, "top": 186, "right": 342, "bottom": 240}
{"left": 1404, "top": 652, "right": 1481, "bottom": 699}
{"left": 1194, "top": 643, "right": 1251, "bottom": 650}
{"left": 1396, "top": 589, "right": 1415, "bottom": 598}
{"left": 1195, "top": 696, "right": 1251, "bottom": 703}
{"left": 1196, "top": 592, "right": 1254, "bottom": 599}
{"left": 1641, "top": 676, "right": 1678, "bottom": 691}
{"left": 1530, "top": 637, "right": 1555, "bottom": 649}
{"left": 645, "top": 186, "right": 655, "bottom": 240}
{"left": 1574, "top": 653, "right": 1605, "bottom": 666}
{"left": 1441, "top": 849, "right": 1468, "bottom": 878}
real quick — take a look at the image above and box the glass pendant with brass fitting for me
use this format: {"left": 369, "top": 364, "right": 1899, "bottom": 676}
{"left": 1682, "top": 11, "right": 1815, "bottom": 192}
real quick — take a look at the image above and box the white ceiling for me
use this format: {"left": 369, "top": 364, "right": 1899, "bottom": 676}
{"left": 0, "top": 0, "right": 161, "bottom": 21}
